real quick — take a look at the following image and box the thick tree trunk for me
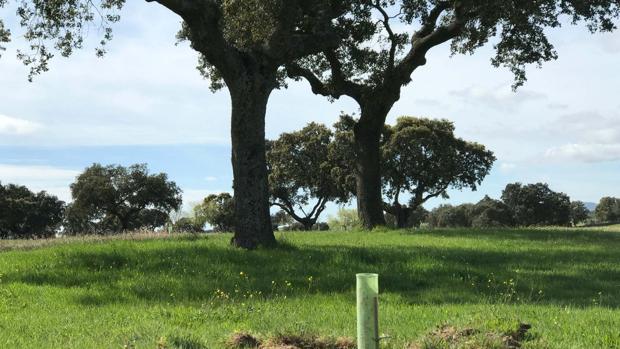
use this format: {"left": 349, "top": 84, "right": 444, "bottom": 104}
{"left": 301, "top": 218, "right": 316, "bottom": 231}
{"left": 395, "top": 206, "right": 411, "bottom": 229}
{"left": 229, "top": 73, "right": 276, "bottom": 249}
{"left": 354, "top": 101, "right": 395, "bottom": 228}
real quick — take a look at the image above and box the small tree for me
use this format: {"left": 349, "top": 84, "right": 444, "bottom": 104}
{"left": 382, "top": 117, "right": 495, "bottom": 228}
{"left": 501, "top": 183, "right": 571, "bottom": 226}
{"left": 594, "top": 197, "right": 620, "bottom": 224}
{"left": 0, "top": 183, "right": 65, "bottom": 239}
{"left": 570, "top": 201, "right": 591, "bottom": 226}
{"left": 267, "top": 123, "right": 349, "bottom": 230}
{"left": 68, "top": 164, "right": 182, "bottom": 234}
{"left": 194, "top": 193, "right": 235, "bottom": 232}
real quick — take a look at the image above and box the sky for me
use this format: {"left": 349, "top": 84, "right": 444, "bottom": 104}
{"left": 1, "top": 3, "right": 619, "bottom": 218}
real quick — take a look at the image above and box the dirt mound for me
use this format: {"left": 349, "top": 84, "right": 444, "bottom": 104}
{"left": 227, "top": 333, "right": 355, "bottom": 349}
{"left": 407, "top": 323, "right": 532, "bottom": 349}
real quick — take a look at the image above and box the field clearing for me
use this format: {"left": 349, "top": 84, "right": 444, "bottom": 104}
{"left": 0, "top": 227, "right": 619, "bottom": 348}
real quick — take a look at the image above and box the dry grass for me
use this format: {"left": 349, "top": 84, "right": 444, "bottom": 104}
{"left": 0, "top": 231, "right": 195, "bottom": 252}
{"left": 227, "top": 332, "right": 355, "bottom": 349}
{"left": 407, "top": 323, "right": 533, "bottom": 349}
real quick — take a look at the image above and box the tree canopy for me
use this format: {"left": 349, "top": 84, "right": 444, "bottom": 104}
{"left": 66, "top": 163, "right": 182, "bottom": 234}
{"left": 0, "top": 182, "right": 65, "bottom": 238}
{"left": 595, "top": 197, "right": 620, "bottom": 223}
{"left": 382, "top": 117, "right": 495, "bottom": 227}
{"left": 331, "top": 115, "right": 495, "bottom": 228}
{"left": 267, "top": 122, "right": 349, "bottom": 230}
{"left": 501, "top": 182, "right": 571, "bottom": 227}
{"left": 193, "top": 193, "right": 235, "bottom": 232}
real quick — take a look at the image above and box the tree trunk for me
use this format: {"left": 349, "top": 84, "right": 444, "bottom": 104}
{"left": 395, "top": 206, "right": 411, "bottom": 229}
{"left": 354, "top": 102, "right": 394, "bottom": 229}
{"left": 229, "top": 73, "right": 276, "bottom": 249}
{"left": 301, "top": 218, "right": 316, "bottom": 231}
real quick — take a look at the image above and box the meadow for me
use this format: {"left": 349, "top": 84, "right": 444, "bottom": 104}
{"left": 0, "top": 227, "right": 619, "bottom": 348}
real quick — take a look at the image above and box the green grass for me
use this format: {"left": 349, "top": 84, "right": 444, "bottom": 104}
{"left": 0, "top": 227, "right": 619, "bottom": 348}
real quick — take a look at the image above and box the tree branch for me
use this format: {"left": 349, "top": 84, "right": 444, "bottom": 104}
{"left": 147, "top": 0, "right": 242, "bottom": 79}
{"left": 397, "top": 1, "right": 463, "bottom": 82}
{"left": 373, "top": 1, "right": 398, "bottom": 68}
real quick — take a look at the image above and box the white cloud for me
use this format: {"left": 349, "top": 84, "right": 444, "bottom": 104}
{"left": 0, "top": 114, "right": 41, "bottom": 135}
{"left": 181, "top": 189, "right": 232, "bottom": 209}
{"left": 0, "top": 164, "right": 79, "bottom": 202}
{"left": 0, "top": 164, "right": 79, "bottom": 181}
{"left": 204, "top": 176, "right": 218, "bottom": 182}
{"left": 499, "top": 162, "right": 517, "bottom": 172}
{"left": 449, "top": 84, "right": 547, "bottom": 111}
{"left": 544, "top": 143, "right": 620, "bottom": 163}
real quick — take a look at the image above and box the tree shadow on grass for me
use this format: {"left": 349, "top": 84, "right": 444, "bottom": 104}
{"left": 5, "top": 229, "right": 620, "bottom": 309}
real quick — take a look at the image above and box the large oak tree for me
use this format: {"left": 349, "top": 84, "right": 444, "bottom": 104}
{"left": 287, "top": 0, "right": 620, "bottom": 228}
{"left": 0, "top": 0, "right": 349, "bottom": 248}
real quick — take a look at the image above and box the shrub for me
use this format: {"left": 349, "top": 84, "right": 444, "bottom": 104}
{"left": 173, "top": 217, "right": 204, "bottom": 233}
{"left": 427, "top": 204, "right": 473, "bottom": 228}
{"left": 470, "top": 196, "right": 515, "bottom": 228}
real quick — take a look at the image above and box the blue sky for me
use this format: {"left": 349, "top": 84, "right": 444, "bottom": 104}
{"left": 1, "top": 3, "right": 619, "bottom": 217}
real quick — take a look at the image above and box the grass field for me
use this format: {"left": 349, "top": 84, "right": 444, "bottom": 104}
{"left": 0, "top": 227, "right": 619, "bottom": 348}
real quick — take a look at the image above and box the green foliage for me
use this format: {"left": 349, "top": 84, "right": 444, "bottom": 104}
{"left": 267, "top": 123, "right": 349, "bottom": 230}
{"left": 194, "top": 193, "right": 235, "bottom": 232}
{"left": 1, "top": 0, "right": 124, "bottom": 80}
{"left": 470, "top": 196, "right": 515, "bottom": 228}
{"left": 1, "top": 227, "right": 619, "bottom": 348}
{"left": 0, "top": 182, "right": 65, "bottom": 238}
{"left": 328, "top": 114, "right": 360, "bottom": 197}
{"left": 172, "top": 217, "right": 204, "bottom": 234}
{"left": 326, "top": 208, "right": 361, "bottom": 231}
{"left": 427, "top": 204, "right": 473, "bottom": 228}
{"left": 382, "top": 117, "right": 495, "bottom": 209}
{"left": 66, "top": 163, "right": 182, "bottom": 234}
{"left": 594, "top": 197, "right": 620, "bottom": 223}
{"left": 570, "top": 201, "right": 591, "bottom": 226}
{"left": 221, "top": 0, "right": 282, "bottom": 49}
{"left": 501, "top": 183, "right": 571, "bottom": 227}
{"left": 293, "top": 1, "right": 620, "bottom": 92}
{"left": 385, "top": 204, "right": 429, "bottom": 229}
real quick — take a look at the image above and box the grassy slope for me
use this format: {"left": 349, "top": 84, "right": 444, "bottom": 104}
{"left": 0, "top": 227, "right": 619, "bottom": 348}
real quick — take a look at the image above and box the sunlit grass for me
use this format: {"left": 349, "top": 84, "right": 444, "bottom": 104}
{"left": 0, "top": 227, "right": 619, "bottom": 348}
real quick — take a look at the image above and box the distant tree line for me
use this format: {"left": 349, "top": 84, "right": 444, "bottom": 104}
{"left": 1, "top": 124, "right": 617, "bottom": 238}
{"left": 0, "top": 164, "right": 182, "bottom": 239}
{"left": 426, "top": 183, "right": 599, "bottom": 228}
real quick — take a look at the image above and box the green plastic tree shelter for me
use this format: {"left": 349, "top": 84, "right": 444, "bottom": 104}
{"left": 357, "top": 273, "right": 379, "bottom": 349}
